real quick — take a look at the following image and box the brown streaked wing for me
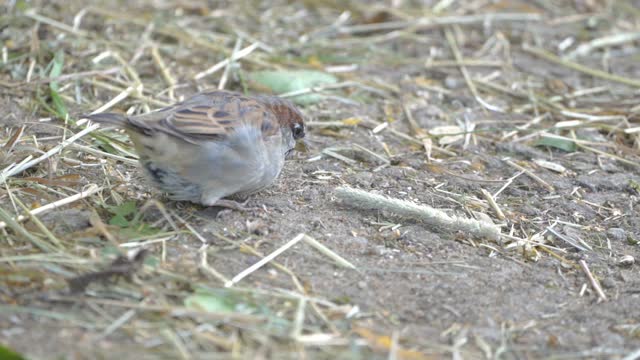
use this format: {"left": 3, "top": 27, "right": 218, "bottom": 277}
{"left": 167, "top": 105, "right": 230, "bottom": 136}
{"left": 168, "top": 96, "right": 282, "bottom": 138}
{"left": 126, "top": 104, "right": 227, "bottom": 143}
{"left": 127, "top": 91, "right": 282, "bottom": 142}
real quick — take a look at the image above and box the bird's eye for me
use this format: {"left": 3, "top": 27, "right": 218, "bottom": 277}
{"left": 292, "top": 123, "right": 305, "bottom": 140}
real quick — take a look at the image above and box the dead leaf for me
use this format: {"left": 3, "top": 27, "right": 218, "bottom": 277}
{"left": 429, "top": 125, "right": 464, "bottom": 145}
{"left": 353, "top": 327, "right": 435, "bottom": 360}
{"left": 341, "top": 117, "right": 362, "bottom": 126}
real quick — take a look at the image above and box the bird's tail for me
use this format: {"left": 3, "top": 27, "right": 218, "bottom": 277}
{"left": 82, "top": 112, "right": 129, "bottom": 127}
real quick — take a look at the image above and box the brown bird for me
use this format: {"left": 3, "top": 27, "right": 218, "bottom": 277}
{"left": 85, "top": 90, "right": 305, "bottom": 208}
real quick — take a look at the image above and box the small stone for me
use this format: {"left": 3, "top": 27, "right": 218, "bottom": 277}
{"left": 41, "top": 208, "right": 92, "bottom": 233}
{"left": 349, "top": 237, "right": 369, "bottom": 247}
{"left": 352, "top": 171, "right": 374, "bottom": 187}
{"left": 345, "top": 236, "right": 370, "bottom": 254}
{"left": 600, "top": 277, "right": 615, "bottom": 289}
{"left": 444, "top": 76, "right": 463, "bottom": 89}
{"left": 373, "top": 245, "right": 393, "bottom": 256}
{"left": 246, "top": 219, "right": 268, "bottom": 236}
{"left": 618, "top": 255, "right": 635, "bottom": 267}
{"left": 607, "top": 228, "right": 626, "bottom": 242}
{"left": 520, "top": 204, "right": 538, "bottom": 216}
{"left": 357, "top": 281, "right": 366, "bottom": 289}
{"left": 424, "top": 104, "right": 444, "bottom": 118}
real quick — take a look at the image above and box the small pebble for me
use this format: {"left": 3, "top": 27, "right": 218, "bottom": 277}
{"left": 607, "top": 228, "right": 626, "bottom": 242}
{"left": 373, "top": 245, "right": 393, "bottom": 256}
{"left": 349, "top": 237, "right": 369, "bottom": 247}
{"left": 246, "top": 219, "right": 268, "bottom": 235}
{"left": 444, "top": 76, "right": 463, "bottom": 89}
{"left": 423, "top": 104, "right": 444, "bottom": 119}
{"left": 357, "top": 281, "right": 366, "bottom": 289}
{"left": 600, "top": 277, "right": 615, "bottom": 289}
{"left": 618, "top": 255, "right": 635, "bottom": 267}
{"left": 352, "top": 171, "right": 374, "bottom": 187}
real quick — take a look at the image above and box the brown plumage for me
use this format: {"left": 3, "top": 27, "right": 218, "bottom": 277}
{"left": 85, "top": 90, "right": 305, "bottom": 206}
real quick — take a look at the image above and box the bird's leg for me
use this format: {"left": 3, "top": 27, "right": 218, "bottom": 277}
{"left": 204, "top": 199, "right": 259, "bottom": 211}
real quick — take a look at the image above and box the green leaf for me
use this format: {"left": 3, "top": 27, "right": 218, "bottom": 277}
{"left": 107, "top": 201, "right": 137, "bottom": 217}
{"left": 143, "top": 254, "right": 159, "bottom": 268}
{"left": 107, "top": 201, "right": 137, "bottom": 227}
{"left": 629, "top": 179, "right": 640, "bottom": 194}
{"left": 104, "top": 201, "right": 162, "bottom": 238}
{"left": 49, "top": 51, "right": 64, "bottom": 86}
{"left": 48, "top": 50, "right": 68, "bottom": 119}
{"left": 0, "top": 344, "right": 27, "bottom": 360}
{"left": 15, "top": 0, "right": 30, "bottom": 12}
{"left": 49, "top": 91, "right": 67, "bottom": 119}
{"left": 118, "top": 223, "right": 161, "bottom": 238}
{"left": 534, "top": 136, "right": 576, "bottom": 152}
{"left": 184, "top": 289, "right": 293, "bottom": 336}
{"left": 184, "top": 291, "right": 241, "bottom": 313}
{"left": 109, "top": 214, "right": 129, "bottom": 227}
{"left": 99, "top": 245, "right": 121, "bottom": 258}
{"left": 249, "top": 70, "right": 338, "bottom": 105}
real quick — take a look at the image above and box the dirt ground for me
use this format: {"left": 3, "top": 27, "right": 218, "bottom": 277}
{"left": 1, "top": 1, "right": 640, "bottom": 359}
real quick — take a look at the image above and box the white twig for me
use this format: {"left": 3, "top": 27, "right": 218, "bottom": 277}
{"left": 335, "top": 186, "right": 501, "bottom": 241}
{"left": 503, "top": 158, "right": 554, "bottom": 192}
{"left": 198, "top": 244, "right": 230, "bottom": 284}
{"left": 89, "top": 85, "right": 139, "bottom": 115}
{"left": 24, "top": 9, "right": 88, "bottom": 36}
{"left": 224, "top": 233, "right": 356, "bottom": 287}
{"left": 480, "top": 188, "right": 506, "bottom": 221}
{"left": 70, "top": 143, "right": 138, "bottom": 164}
{"left": 119, "top": 236, "right": 175, "bottom": 248}
{"left": 622, "top": 348, "right": 640, "bottom": 360}
{"left": 303, "top": 235, "right": 356, "bottom": 269}
{"left": 225, "top": 233, "right": 305, "bottom": 287}
{"left": 194, "top": 42, "right": 260, "bottom": 80}
{"left": 0, "top": 124, "right": 100, "bottom": 184}
{"left": 579, "top": 259, "right": 607, "bottom": 302}
{"left": 0, "top": 184, "right": 102, "bottom": 230}
{"left": 278, "top": 81, "right": 355, "bottom": 99}
{"left": 546, "top": 226, "right": 591, "bottom": 252}
{"left": 100, "top": 309, "right": 136, "bottom": 339}
{"left": 568, "top": 32, "right": 640, "bottom": 58}
{"left": 218, "top": 37, "right": 243, "bottom": 90}
{"left": 322, "top": 149, "right": 357, "bottom": 165}
{"left": 290, "top": 296, "right": 306, "bottom": 339}
{"left": 335, "top": 13, "right": 542, "bottom": 35}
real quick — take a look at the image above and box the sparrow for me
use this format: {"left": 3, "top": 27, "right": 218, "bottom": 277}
{"left": 84, "top": 90, "right": 305, "bottom": 208}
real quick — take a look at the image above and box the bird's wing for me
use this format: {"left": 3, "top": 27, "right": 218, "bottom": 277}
{"left": 128, "top": 91, "right": 281, "bottom": 143}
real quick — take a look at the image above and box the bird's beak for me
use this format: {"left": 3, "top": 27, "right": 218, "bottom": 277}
{"left": 294, "top": 138, "right": 309, "bottom": 153}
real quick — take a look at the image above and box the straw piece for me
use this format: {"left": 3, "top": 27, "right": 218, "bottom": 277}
{"left": 335, "top": 186, "right": 501, "bottom": 241}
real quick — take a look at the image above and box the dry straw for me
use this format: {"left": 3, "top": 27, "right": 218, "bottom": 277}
{"left": 335, "top": 186, "right": 501, "bottom": 241}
